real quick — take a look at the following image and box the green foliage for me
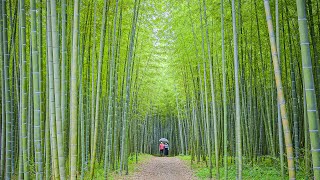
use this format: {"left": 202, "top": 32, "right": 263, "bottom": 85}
{"left": 178, "top": 155, "right": 312, "bottom": 179}
{"left": 84, "top": 154, "right": 152, "bottom": 179}
{"left": 85, "top": 163, "right": 105, "bottom": 180}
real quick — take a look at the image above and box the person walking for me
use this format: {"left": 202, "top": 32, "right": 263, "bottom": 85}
{"left": 164, "top": 143, "right": 169, "bottom": 156}
{"left": 159, "top": 142, "right": 165, "bottom": 156}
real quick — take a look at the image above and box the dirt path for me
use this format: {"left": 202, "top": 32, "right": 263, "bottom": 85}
{"left": 117, "top": 156, "right": 196, "bottom": 180}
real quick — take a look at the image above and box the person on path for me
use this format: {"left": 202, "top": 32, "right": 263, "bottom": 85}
{"left": 164, "top": 143, "right": 169, "bottom": 156}
{"left": 159, "top": 142, "right": 165, "bottom": 156}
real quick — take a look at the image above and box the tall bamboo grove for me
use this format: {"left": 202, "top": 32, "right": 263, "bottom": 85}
{"left": 0, "top": 0, "right": 320, "bottom": 179}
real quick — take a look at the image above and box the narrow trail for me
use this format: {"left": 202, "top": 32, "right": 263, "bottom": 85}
{"left": 117, "top": 156, "right": 196, "bottom": 180}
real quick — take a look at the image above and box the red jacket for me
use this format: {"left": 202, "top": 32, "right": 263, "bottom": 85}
{"left": 159, "top": 143, "right": 165, "bottom": 150}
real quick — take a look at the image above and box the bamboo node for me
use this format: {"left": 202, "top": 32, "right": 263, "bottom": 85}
{"left": 307, "top": 109, "right": 317, "bottom": 112}
{"left": 298, "top": 18, "right": 307, "bottom": 21}
{"left": 311, "top": 149, "right": 320, "bottom": 152}
{"left": 300, "top": 42, "right": 310, "bottom": 45}
{"left": 309, "top": 130, "right": 318, "bottom": 132}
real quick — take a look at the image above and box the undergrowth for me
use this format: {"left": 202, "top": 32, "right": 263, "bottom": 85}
{"left": 178, "top": 155, "right": 312, "bottom": 180}
{"left": 84, "top": 153, "right": 153, "bottom": 179}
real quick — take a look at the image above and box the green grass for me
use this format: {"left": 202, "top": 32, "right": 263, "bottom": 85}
{"left": 84, "top": 153, "right": 153, "bottom": 179}
{"left": 178, "top": 155, "right": 311, "bottom": 180}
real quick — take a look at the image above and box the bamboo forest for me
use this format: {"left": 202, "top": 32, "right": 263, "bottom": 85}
{"left": 1, "top": 0, "right": 320, "bottom": 179}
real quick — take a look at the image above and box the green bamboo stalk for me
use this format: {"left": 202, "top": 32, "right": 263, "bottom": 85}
{"left": 198, "top": 1, "right": 211, "bottom": 177}
{"left": 202, "top": 61, "right": 212, "bottom": 178}
{"left": 79, "top": 37, "right": 87, "bottom": 179}
{"left": 197, "top": 63, "right": 206, "bottom": 165}
{"left": 221, "top": 0, "right": 228, "bottom": 178}
{"left": 275, "top": 0, "right": 280, "bottom": 63}
{"left": 90, "top": 0, "right": 108, "bottom": 178}
{"left": 0, "top": 1, "right": 4, "bottom": 176}
{"left": 120, "top": 0, "right": 140, "bottom": 174}
{"left": 19, "top": 121, "right": 23, "bottom": 180}
{"left": 277, "top": 103, "right": 284, "bottom": 177}
{"left": 104, "top": 0, "right": 119, "bottom": 177}
{"left": 45, "top": 56, "right": 51, "bottom": 180}
{"left": 295, "top": 0, "right": 320, "bottom": 178}
{"left": 2, "top": 0, "right": 13, "bottom": 178}
{"left": 306, "top": 0, "right": 320, "bottom": 112}
{"left": 0, "top": 0, "right": 4, "bottom": 177}
{"left": 85, "top": 63, "right": 90, "bottom": 170}
{"left": 202, "top": 0, "right": 219, "bottom": 177}
{"left": 18, "top": 1, "right": 22, "bottom": 178}
{"left": 37, "top": 0, "right": 45, "bottom": 166}
{"left": 113, "top": 7, "right": 123, "bottom": 169}
{"left": 285, "top": 2, "right": 299, "bottom": 170}
{"left": 10, "top": 14, "right": 18, "bottom": 176}
{"left": 19, "top": 0, "right": 29, "bottom": 178}
{"left": 46, "top": 0, "right": 59, "bottom": 178}
{"left": 70, "top": 0, "right": 79, "bottom": 178}
{"left": 187, "top": 0, "right": 201, "bottom": 163}
{"left": 18, "top": 0, "right": 23, "bottom": 177}
{"left": 275, "top": 0, "right": 285, "bottom": 176}
{"left": 49, "top": 0, "right": 66, "bottom": 178}
{"left": 0, "top": 60, "right": 4, "bottom": 180}
{"left": 30, "top": 0, "right": 44, "bottom": 178}
{"left": 90, "top": 0, "right": 97, "bottom": 156}
{"left": 231, "top": 0, "right": 242, "bottom": 178}
{"left": 303, "top": 89, "right": 310, "bottom": 177}
{"left": 262, "top": 81, "right": 275, "bottom": 156}
{"left": 263, "top": 0, "right": 295, "bottom": 179}
{"left": 175, "top": 86, "right": 185, "bottom": 155}
{"left": 61, "top": 0, "right": 67, "bottom": 154}
{"left": 28, "top": 55, "right": 33, "bottom": 174}
{"left": 85, "top": 65, "right": 91, "bottom": 174}
{"left": 112, "top": 15, "right": 121, "bottom": 169}
{"left": 80, "top": 83, "right": 84, "bottom": 180}
{"left": 274, "top": 0, "right": 281, "bottom": 161}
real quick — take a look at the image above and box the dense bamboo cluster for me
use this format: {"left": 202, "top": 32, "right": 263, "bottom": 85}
{"left": 0, "top": 0, "right": 320, "bottom": 179}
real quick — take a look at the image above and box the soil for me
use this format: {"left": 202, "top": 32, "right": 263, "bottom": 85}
{"left": 116, "top": 156, "right": 196, "bottom": 180}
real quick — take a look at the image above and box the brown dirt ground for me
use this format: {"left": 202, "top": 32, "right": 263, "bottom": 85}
{"left": 115, "top": 156, "right": 197, "bottom": 180}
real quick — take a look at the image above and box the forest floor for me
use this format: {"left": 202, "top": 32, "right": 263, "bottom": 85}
{"left": 115, "top": 156, "right": 196, "bottom": 180}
